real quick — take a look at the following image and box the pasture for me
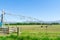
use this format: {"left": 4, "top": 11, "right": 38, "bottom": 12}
{"left": 6, "top": 25, "right": 60, "bottom": 33}
{"left": 0, "top": 25, "right": 60, "bottom": 40}
{"left": 5, "top": 25, "right": 60, "bottom": 36}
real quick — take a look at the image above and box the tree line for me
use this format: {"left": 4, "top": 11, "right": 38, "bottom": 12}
{"left": 5, "top": 22, "right": 60, "bottom": 25}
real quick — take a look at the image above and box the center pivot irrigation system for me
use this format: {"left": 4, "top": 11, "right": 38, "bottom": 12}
{"left": 0, "top": 9, "right": 49, "bottom": 35}
{"left": 0, "top": 9, "right": 41, "bottom": 27}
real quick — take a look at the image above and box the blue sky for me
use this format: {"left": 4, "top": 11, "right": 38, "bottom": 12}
{"left": 0, "top": 0, "right": 60, "bottom": 22}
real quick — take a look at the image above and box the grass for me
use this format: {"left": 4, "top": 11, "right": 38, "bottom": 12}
{"left": 0, "top": 25, "right": 60, "bottom": 40}
{"left": 0, "top": 32, "right": 60, "bottom": 40}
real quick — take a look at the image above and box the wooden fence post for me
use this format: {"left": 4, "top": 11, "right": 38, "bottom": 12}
{"left": 17, "top": 27, "right": 19, "bottom": 36}
{"left": 7, "top": 27, "right": 9, "bottom": 34}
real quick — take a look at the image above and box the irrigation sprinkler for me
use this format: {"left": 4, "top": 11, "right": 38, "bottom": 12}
{"left": 0, "top": 9, "right": 42, "bottom": 35}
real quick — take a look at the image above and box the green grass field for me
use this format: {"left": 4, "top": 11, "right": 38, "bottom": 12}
{"left": 6, "top": 25, "right": 60, "bottom": 33}
{"left": 1, "top": 25, "right": 60, "bottom": 40}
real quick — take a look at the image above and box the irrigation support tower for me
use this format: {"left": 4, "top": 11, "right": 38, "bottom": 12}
{"left": 1, "top": 9, "right": 5, "bottom": 27}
